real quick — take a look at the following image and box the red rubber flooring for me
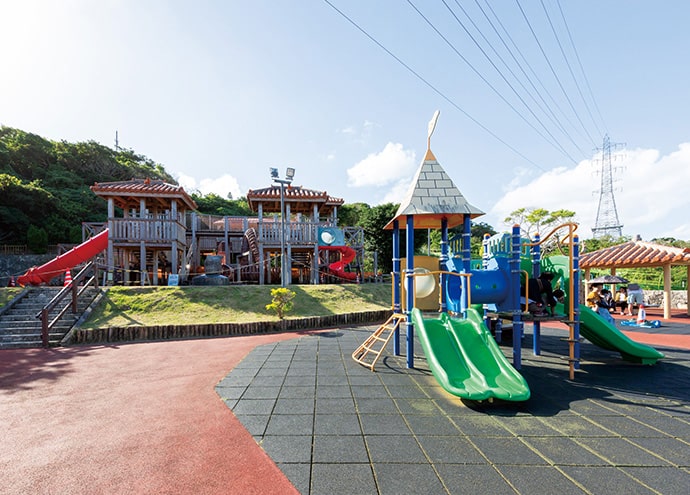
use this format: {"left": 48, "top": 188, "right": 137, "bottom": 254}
{"left": 0, "top": 334, "right": 305, "bottom": 495}
{"left": 2, "top": 311, "right": 689, "bottom": 495}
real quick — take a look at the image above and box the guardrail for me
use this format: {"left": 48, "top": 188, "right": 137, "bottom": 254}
{"left": 36, "top": 261, "right": 99, "bottom": 347}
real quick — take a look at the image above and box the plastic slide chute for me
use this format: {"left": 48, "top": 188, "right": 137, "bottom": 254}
{"left": 544, "top": 254, "right": 664, "bottom": 364}
{"left": 412, "top": 308, "right": 530, "bottom": 401}
{"left": 571, "top": 303, "right": 664, "bottom": 365}
{"left": 320, "top": 245, "right": 358, "bottom": 281}
{"left": 17, "top": 229, "right": 109, "bottom": 286}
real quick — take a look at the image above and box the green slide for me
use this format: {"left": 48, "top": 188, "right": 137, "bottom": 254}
{"left": 573, "top": 304, "right": 664, "bottom": 364}
{"left": 542, "top": 255, "right": 664, "bottom": 365}
{"left": 411, "top": 308, "right": 530, "bottom": 401}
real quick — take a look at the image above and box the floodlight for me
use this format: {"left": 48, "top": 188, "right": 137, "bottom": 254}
{"left": 270, "top": 167, "right": 279, "bottom": 178}
{"left": 285, "top": 167, "right": 295, "bottom": 181}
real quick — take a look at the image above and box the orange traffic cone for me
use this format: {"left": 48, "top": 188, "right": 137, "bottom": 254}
{"left": 64, "top": 269, "right": 72, "bottom": 287}
{"left": 637, "top": 304, "right": 646, "bottom": 325}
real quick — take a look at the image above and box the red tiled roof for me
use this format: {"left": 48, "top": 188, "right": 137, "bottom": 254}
{"left": 246, "top": 185, "right": 344, "bottom": 215}
{"left": 580, "top": 241, "right": 690, "bottom": 269}
{"left": 91, "top": 178, "right": 197, "bottom": 210}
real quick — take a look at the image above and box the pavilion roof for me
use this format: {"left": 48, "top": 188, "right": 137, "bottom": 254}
{"left": 90, "top": 178, "right": 197, "bottom": 211}
{"left": 246, "top": 185, "right": 344, "bottom": 216}
{"left": 580, "top": 240, "right": 690, "bottom": 269}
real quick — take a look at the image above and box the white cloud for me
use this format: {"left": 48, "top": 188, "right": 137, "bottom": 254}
{"left": 487, "top": 144, "right": 690, "bottom": 240}
{"left": 379, "top": 177, "right": 414, "bottom": 205}
{"left": 347, "top": 142, "right": 416, "bottom": 187}
{"left": 176, "top": 173, "right": 242, "bottom": 199}
{"left": 339, "top": 120, "right": 379, "bottom": 143}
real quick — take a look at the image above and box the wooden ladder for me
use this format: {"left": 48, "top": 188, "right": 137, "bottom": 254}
{"left": 352, "top": 313, "right": 406, "bottom": 371}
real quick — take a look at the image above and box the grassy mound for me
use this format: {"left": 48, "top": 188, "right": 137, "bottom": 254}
{"left": 80, "top": 284, "right": 392, "bottom": 328}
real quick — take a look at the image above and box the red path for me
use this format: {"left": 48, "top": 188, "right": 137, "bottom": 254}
{"left": 0, "top": 334, "right": 303, "bottom": 495}
{"left": 2, "top": 310, "right": 689, "bottom": 495}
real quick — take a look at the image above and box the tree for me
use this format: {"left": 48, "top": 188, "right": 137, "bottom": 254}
{"left": 504, "top": 207, "right": 576, "bottom": 237}
{"left": 27, "top": 225, "right": 48, "bottom": 254}
{"left": 192, "top": 193, "right": 253, "bottom": 216}
{"left": 0, "top": 126, "right": 177, "bottom": 244}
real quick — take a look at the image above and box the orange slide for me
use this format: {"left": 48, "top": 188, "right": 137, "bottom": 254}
{"left": 319, "top": 245, "right": 358, "bottom": 281}
{"left": 17, "top": 229, "right": 109, "bottom": 286}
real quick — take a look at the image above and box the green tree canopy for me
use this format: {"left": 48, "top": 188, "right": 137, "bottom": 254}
{"left": 0, "top": 126, "right": 175, "bottom": 245}
{"left": 504, "top": 207, "right": 576, "bottom": 238}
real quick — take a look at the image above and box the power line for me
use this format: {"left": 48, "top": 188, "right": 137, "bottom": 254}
{"left": 478, "top": 0, "right": 593, "bottom": 147}
{"left": 409, "top": 0, "right": 577, "bottom": 164}
{"left": 556, "top": 0, "right": 608, "bottom": 134}
{"left": 450, "top": 0, "right": 586, "bottom": 159}
{"left": 444, "top": 0, "right": 588, "bottom": 160}
{"left": 321, "top": 0, "right": 547, "bottom": 171}
{"left": 539, "top": 0, "right": 603, "bottom": 139}
{"left": 515, "top": 0, "right": 597, "bottom": 146}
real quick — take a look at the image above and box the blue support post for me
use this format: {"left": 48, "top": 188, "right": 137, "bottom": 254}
{"left": 439, "top": 217, "right": 448, "bottom": 313}
{"left": 573, "top": 235, "right": 581, "bottom": 369}
{"left": 406, "top": 215, "right": 415, "bottom": 368}
{"left": 510, "top": 225, "right": 524, "bottom": 369}
{"left": 532, "top": 233, "right": 541, "bottom": 356}
{"left": 482, "top": 233, "right": 490, "bottom": 327}
{"left": 460, "top": 215, "right": 471, "bottom": 314}
{"left": 392, "top": 220, "right": 401, "bottom": 356}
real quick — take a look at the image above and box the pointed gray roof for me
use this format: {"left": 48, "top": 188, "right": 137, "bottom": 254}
{"left": 384, "top": 151, "right": 484, "bottom": 230}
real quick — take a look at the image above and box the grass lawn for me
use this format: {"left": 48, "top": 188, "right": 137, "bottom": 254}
{"left": 79, "top": 284, "right": 392, "bottom": 328}
{"left": 0, "top": 287, "right": 24, "bottom": 307}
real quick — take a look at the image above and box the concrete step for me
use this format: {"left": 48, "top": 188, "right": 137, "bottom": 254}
{"left": 1, "top": 332, "right": 66, "bottom": 342}
{"left": 0, "top": 286, "right": 101, "bottom": 348}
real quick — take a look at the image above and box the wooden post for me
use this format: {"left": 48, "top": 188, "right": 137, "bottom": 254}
{"left": 663, "top": 264, "right": 672, "bottom": 319}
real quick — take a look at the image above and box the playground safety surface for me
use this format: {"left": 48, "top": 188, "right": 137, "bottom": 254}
{"left": 2, "top": 309, "right": 690, "bottom": 495}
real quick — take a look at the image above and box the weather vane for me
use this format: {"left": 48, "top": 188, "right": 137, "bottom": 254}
{"left": 427, "top": 110, "right": 440, "bottom": 151}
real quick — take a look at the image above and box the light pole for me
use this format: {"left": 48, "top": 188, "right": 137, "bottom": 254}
{"left": 270, "top": 167, "right": 295, "bottom": 287}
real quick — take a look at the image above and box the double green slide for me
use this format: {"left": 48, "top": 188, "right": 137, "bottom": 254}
{"left": 411, "top": 308, "right": 530, "bottom": 402}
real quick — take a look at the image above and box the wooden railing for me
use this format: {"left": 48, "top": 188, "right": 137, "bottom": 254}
{"left": 110, "top": 218, "right": 186, "bottom": 244}
{"left": 260, "top": 222, "right": 320, "bottom": 245}
{"left": 36, "top": 261, "right": 99, "bottom": 348}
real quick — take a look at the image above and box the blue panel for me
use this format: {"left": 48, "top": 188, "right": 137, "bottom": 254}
{"left": 317, "top": 227, "right": 345, "bottom": 246}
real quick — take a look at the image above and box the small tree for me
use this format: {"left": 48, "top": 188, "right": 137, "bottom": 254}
{"left": 265, "top": 288, "right": 296, "bottom": 320}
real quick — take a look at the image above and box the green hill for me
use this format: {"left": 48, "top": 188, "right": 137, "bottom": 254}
{"left": 0, "top": 126, "right": 174, "bottom": 246}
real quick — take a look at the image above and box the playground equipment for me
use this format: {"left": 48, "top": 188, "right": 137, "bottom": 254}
{"left": 412, "top": 308, "right": 530, "bottom": 401}
{"left": 352, "top": 111, "right": 663, "bottom": 401}
{"left": 17, "top": 229, "right": 109, "bottom": 286}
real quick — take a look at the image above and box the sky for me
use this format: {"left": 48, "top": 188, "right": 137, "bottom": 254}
{"left": 2, "top": 0, "right": 689, "bottom": 241}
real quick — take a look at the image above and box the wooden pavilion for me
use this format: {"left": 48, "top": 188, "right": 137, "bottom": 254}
{"left": 245, "top": 184, "right": 362, "bottom": 285}
{"left": 580, "top": 240, "right": 690, "bottom": 319}
{"left": 90, "top": 178, "right": 197, "bottom": 285}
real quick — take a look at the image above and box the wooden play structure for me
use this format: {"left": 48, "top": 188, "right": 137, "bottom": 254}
{"left": 79, "top": 178, "right": 363, "bottom": 286}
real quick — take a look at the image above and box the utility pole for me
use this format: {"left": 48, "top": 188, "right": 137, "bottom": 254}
{"left": 591, "top": 134, "right": 624, "bottom": 238}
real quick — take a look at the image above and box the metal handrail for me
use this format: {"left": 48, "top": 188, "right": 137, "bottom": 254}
{"left": 36, "top": 261, "right": 99, "bottom": 347}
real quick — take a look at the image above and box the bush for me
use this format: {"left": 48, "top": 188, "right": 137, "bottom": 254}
{"left": 265, "top": 288, "right": 296, "bottom": 319}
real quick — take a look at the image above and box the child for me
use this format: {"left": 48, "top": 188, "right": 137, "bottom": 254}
{"left": 614, "top": 287, "right": 629, "bottom": 315}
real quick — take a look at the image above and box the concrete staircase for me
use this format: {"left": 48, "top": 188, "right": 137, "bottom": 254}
{"left": 0, "top": 287, "right": 101, "bottom": 349}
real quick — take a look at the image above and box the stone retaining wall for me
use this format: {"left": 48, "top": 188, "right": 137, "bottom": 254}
{"left": 66, "top": 309, "right": 393, "bottom": 345}
{"left": 643, "top": 290, "right": 688, "bottom": 309}
{"left": 0, "top": 254, "right": 54, "bottom": 286}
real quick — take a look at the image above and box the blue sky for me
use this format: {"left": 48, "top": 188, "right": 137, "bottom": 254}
{"left": 2, "top": 1, "right": 689, "bottom": 241}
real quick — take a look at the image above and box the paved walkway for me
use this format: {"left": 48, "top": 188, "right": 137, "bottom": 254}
{"left": 0, "top": 335, "right": 301, "bottom": 495}
{"left": 2, "top": 312, "right": 689, "bottom": 494}
{"left": 218, "top": 317, "right": 690, "bottom": 495}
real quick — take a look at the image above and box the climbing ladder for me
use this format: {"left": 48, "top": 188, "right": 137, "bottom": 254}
{"left": 352, "top": 313, "right": 406, "bottom": 371}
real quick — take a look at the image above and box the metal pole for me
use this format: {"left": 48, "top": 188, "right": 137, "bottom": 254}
{"left": 279, "top": 182, "right": 286, "bottom": 287}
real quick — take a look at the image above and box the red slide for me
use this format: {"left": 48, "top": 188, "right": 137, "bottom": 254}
{"left": 17, "top": 229, "right": 109, "bottom": 286}
{"left": 320, "top": 245, "right": 358, "bottom": 281}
